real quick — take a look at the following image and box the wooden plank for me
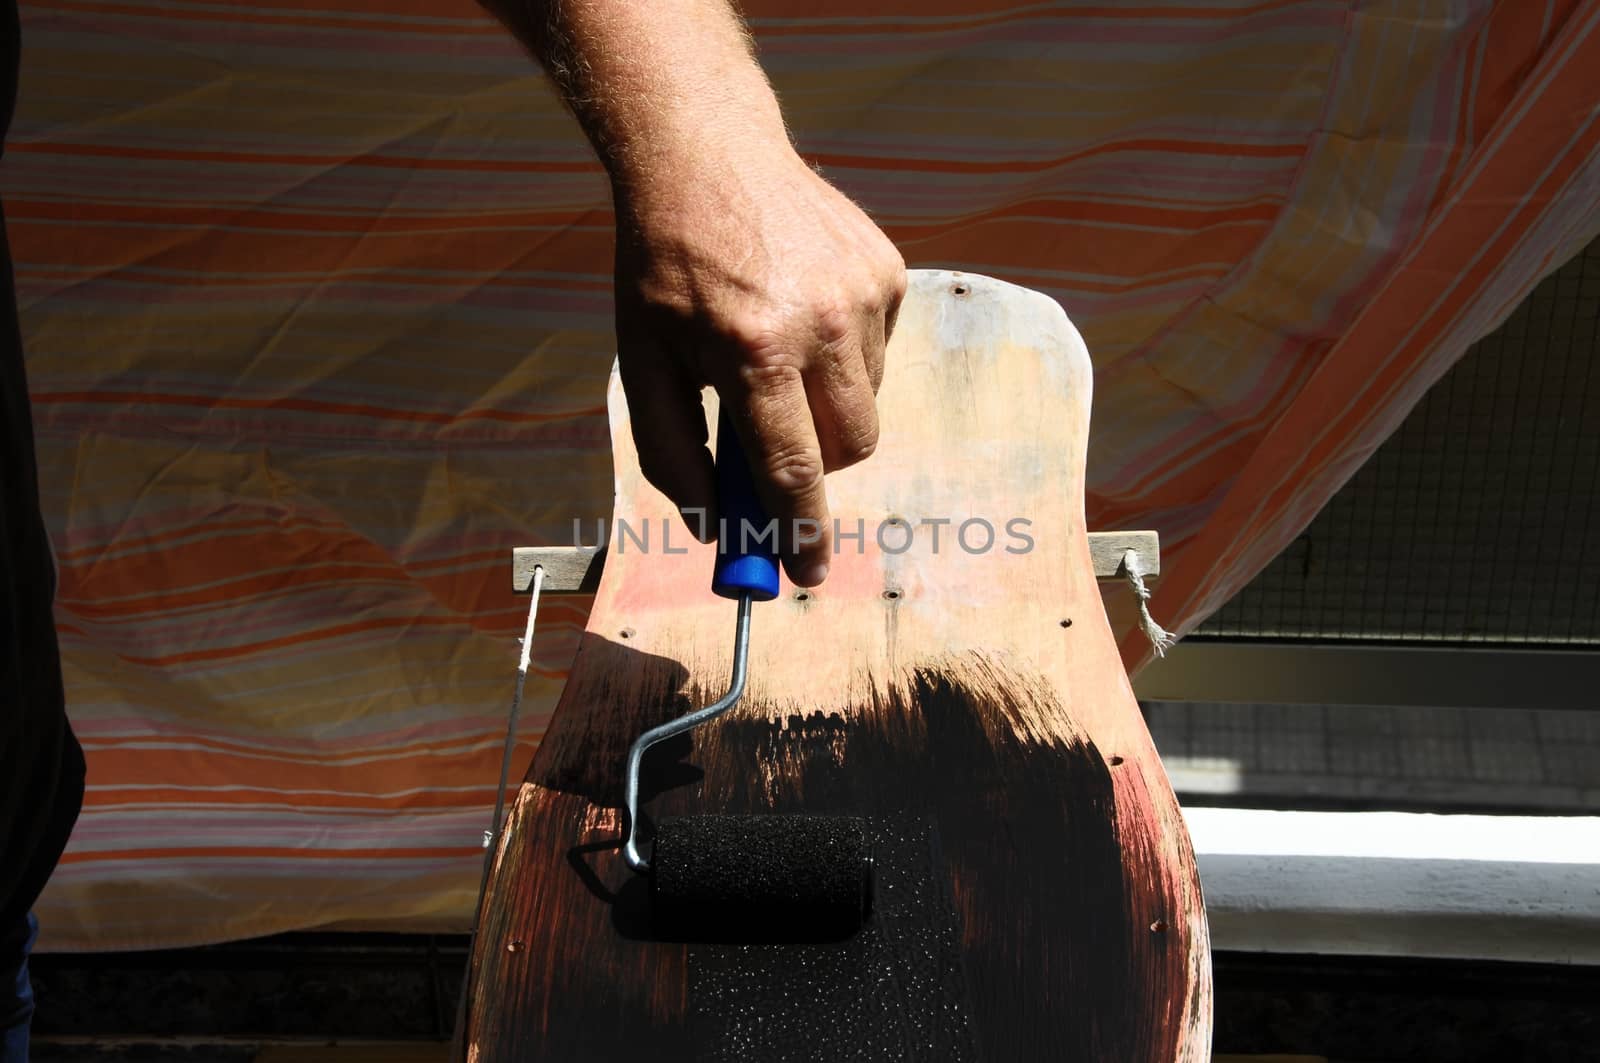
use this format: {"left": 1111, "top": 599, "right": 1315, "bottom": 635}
{"left": 511, "top": 528, "right": 1159, "bottom": 593}
{"left": 1091, "top": 529, "right": 1161, "bottom": 581}
{"left": 510, "top": 546, "right": 606, "bottom": 594}
{"left": 464, "top": 269, "right": 1210, "bottom": 1061}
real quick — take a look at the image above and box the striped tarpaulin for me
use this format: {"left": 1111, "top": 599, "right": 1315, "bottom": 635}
{"left": 8, "top": 0, "right": 1599, "bottom": 949}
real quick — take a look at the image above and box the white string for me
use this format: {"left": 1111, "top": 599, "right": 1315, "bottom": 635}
{"left": 458, "top": 564, "right": 543, "bottom": 1045}
{"left": 488, "top": 562, "right": 544, "bottom": 849}
{"left": 468, "top": 564, "right": 544, "bottom": 931}
{"left": 1122, "top": 547, "right": 1177, "bottom": 658}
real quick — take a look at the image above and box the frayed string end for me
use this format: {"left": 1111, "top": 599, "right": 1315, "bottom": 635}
{"left": 1122, "top": 547, "right": 1177, "bottom": 658}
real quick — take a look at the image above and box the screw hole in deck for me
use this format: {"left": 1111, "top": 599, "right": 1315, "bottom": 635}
{"left": 619, "top": 628, "right": 635, "bottom": 640}
{"left": 951, "top": 283, "right": 970, "bottom": 296}
{"left": 1060, "top": 618, "right": 1073, "bottom": 628}
{"left": 883, "top": 590, "right": 902, "bottom": 601}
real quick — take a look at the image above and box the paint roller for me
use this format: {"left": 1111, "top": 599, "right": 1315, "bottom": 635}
{"left": 620, "top": 412, "right": 873, "bottom": 940}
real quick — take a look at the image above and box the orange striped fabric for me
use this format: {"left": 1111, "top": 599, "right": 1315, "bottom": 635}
{"left": 9, "top": 0, "right": 1599, "bottom": 949}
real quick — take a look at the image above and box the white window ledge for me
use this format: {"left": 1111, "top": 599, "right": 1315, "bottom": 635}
{"left": 1188, "top": 808, "right": 1600, "bottom": 965}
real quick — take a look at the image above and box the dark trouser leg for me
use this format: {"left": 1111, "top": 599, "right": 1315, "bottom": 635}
{"left": 0, "top": 910, "right": 38, "bottom": 1063}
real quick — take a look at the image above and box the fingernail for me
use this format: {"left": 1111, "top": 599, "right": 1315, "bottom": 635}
{"left": 796, "top": 561, "right": 830, "bottom": 587}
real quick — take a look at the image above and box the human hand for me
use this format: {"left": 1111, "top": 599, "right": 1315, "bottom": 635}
{"left": 611, "top": 140, "right": 905, "bottom": 588}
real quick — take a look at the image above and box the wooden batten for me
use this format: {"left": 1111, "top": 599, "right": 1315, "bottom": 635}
{"left": 511, "top": 529, "right": 1159, "bottom": 594}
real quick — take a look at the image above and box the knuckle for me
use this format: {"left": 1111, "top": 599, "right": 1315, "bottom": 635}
{"left": 851, "top": 250, "right": 905, "bottom": 320}
{"left": 886, "top": 256, "right": 908, "bottom": 301}
{"left": 726, "top": 311, "right": 834, "bottom": 376}
{"left": 838, "top": 421, "right": 879, "bottom": 465}
{"left": 764, "top": 447, "right": 825, "bottom": 496}
{"left": 810, "top": 295, "right": 856, "bottom": 350}
{"left": 875, "top": 259, "right": 906, "bottom": 305}
{"left": 738, "top": 359, "right": 804, "bottom": 396}
{"left": 724, "top": 310, "right": 787, "bottom": 358}
{"left": 855, "top": 278, "right": 886, "bottom": 314}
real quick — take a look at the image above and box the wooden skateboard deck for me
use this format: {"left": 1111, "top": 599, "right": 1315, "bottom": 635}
{"left": 462, "top": 270, "right": 1212, "bottom": 1061}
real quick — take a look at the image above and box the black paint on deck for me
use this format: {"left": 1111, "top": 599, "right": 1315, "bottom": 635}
{"left": 686, "top": 815, "right": 981, "bottom": 1062}
{"left": 662, "top": 663, "right": 1169, "bottom": 1062}
{"left": 468, "top": 642, "right": 1191, "bottom": 1061}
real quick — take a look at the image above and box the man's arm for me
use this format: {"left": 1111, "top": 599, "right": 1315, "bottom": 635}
{"left": 482, "top": 0, "right": 906, "bottom": 587}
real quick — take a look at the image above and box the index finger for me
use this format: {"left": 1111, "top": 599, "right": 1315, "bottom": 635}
{"left": 724, "top": 364, "right": 832, "bottom": 588}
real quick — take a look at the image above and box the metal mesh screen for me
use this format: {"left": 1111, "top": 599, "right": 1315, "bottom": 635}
{"left": 1198, "top": 238, "right": 1600, "bottom": 645}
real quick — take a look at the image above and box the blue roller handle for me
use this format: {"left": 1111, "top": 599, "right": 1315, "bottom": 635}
{"left": 711, "top": 410, "right": 781, "bottom": 602}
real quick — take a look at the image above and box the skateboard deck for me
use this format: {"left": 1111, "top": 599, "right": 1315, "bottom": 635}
{"left": 462, "top": 270, "right": 1211, "bottom": 1061}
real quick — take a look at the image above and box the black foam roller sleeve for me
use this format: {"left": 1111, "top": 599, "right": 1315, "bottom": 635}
{"left": 650, "top": 814, "right": 873, "bottom": 941}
